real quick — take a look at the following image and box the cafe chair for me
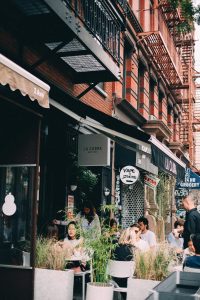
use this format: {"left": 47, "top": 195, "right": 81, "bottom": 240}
{"left": 107, "top": 260, "right": 135, "bottom": 296}
{"left": 74, "top": 260, "right": 93, "bottom": 300}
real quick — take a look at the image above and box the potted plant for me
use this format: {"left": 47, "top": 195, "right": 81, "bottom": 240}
{"left": 127, "top": 243, "right": 178, "bottom": 300}
{"left": 84, "top": 205, "right": 117, "bottom": 300}
{"left": 34, "top": 237, "right": 74, "bottom": 300}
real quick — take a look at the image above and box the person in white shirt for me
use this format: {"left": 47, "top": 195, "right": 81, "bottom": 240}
{"left": 138, "top": 217, "right": 157, "bottom": 248}
{"left": 167, "top": 220, "right": 184, "bottom": 253}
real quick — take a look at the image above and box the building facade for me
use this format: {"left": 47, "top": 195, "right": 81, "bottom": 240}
{"left": 0, "top": 1, "right": 196, "bottom": 298}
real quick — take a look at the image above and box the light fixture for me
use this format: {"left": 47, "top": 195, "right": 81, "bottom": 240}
{"left": 104, "top": 187, "right": 110, "bottom": 197}
{"left": 70, "top": 185, "right": 77, "bottom": 192}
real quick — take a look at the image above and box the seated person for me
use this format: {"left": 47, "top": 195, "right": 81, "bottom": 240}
{"left": 46, "top": 221, "right": 59, "bottom": 240}
{"left": 130, "top": 224, "right": 149, "bottom": 252}
{"left": 108, "top": 218, "right": 120, "bottom": 241}
{"left": 113, "top": 227, "right": 135, "bottom": 261}
{"left": 112, "top": 228, "right": 135, "bottom": 300}
{"left": 167, "top": 220, "right": 184, "bottom": 254}
{"left": 182, "top": 239, "right": 195, "bottom": 262}
{"left": 58, "top": 221, "right": 89, "bottom": 272}
{"left": 183, "top": 233, "right": 200, "bottom": 270}
{"left": 138, "top": 217, "right": 157, "bottom": 249}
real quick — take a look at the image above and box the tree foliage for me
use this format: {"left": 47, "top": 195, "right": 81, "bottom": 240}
{"left": 167, "top": 0, "right": 200, "bottom": 32}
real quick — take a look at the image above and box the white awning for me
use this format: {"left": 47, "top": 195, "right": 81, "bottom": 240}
{"left": 0, "top": 54, "right": 50, "bottom": 108}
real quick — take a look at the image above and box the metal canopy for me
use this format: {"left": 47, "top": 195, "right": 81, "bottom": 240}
{"left": 8, "top": 0, "right": 122, "bottom": 83}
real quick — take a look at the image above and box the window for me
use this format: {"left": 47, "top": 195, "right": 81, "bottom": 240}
{"left": 0, "top": 166, "right": 34, "bottom": 266}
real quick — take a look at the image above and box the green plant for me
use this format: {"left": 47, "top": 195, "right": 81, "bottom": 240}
{"left": 35, "top": 237, "right": 67, "bottom": 270}
{"left": 83, "top": 205, "right": 117, "bottom": 283}
{"left": 167, "top": 0, "right": 200, "bottom": 32}
{"left": 134, "top": 243, "right": 177, "bottom": 281}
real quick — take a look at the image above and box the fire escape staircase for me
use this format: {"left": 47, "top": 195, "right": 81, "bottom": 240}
{"left": 137, "top": 4, "right": 183, "bottom": 88}
{"left": 1, "top": 0, "right": 126, "bottom": 83}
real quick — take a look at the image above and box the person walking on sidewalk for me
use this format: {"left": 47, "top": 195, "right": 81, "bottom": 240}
{"left": 182, "top": 193, "right": 200, "bottom": 249}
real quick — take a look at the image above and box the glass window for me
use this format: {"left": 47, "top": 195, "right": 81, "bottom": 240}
{"left": 0, "top": 166, "right": 34, "bottom": 266}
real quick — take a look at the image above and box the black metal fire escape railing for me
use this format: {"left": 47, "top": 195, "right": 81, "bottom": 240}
{"left": 64, "top": 0, "right": 122, "bottom": 64}
{"left": 116, "top": 0, "right": 128, "bottom": 13}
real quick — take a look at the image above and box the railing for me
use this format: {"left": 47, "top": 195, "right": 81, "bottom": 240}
{"left": 158, "top": 10, "right": 182, "bottom": 79}
{"left": 116, "top": 0, "right": 127, "bottom": 13}
{"left": 64, "top": 0, "right": 121, "bottom": 63}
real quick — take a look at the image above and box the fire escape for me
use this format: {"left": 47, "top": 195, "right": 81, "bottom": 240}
{"left": 137, "top": 0, "right": 183, "bottom": 144}
{"left": 194, "top": 85, "right": 200, "bottom": 169}
{"left": 158, "top": 0, "right": 196, "bottom": 164}
{"left": 138, "top": 0, "right": 196, "bottom": 164}
{"left": 1, "top": 0, "right": 126, "bottom": 84}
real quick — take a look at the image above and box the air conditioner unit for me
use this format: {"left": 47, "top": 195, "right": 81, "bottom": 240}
{"left": 149, "top": 115, "right": 157, "bottom": 121}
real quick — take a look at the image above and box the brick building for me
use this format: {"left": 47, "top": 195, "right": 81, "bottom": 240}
{"left": 0, "top": 0, "right": 196, "bottom": 297}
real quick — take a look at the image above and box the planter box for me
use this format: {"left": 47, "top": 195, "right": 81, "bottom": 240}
{"left": 86, "top": 282, "right": 114, "bottom": 300}
{"left": 34, "top": 268, "right": 74, "bottom": 300}
{"left": 127, "top": 277, "right": 160, "bottom": 300}
{"left": 146, "top": 271, "right": 200, "bottom": 300}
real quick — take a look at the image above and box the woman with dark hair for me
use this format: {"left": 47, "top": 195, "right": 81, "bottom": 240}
{"left": 60, "top": 221, "right": 89, "bottom": 272}
{"left": 76, "top": 201, "right": 101, "bottom": 238}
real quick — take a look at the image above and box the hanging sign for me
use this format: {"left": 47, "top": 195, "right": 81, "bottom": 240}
{"left": 176, "top": 168, "right": 200, "bottom": 189}
{"left": 2, "top": 193, "right": 17, "bottom": 216}
{"left": 78, "top": 134, "right": 110, "bottom": 166}
{"left": 144, "top": 174, "right": 160, "bottom": 189}
{"left": 120, "top": 165, "right": 139, "bottom": 185}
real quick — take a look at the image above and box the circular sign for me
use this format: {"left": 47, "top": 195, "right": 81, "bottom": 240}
{"left": 120, "top": 166, "right": 139, "bottom": 185}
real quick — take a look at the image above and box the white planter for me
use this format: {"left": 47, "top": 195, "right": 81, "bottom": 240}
{"left": 86, "top": 282, "right": 114, "bottom": 300}
{"left": 127, "top": 277, "right": 160, "bottom": 300}
{"left": 34, "top": 268, "right": 74, "bottom": 300}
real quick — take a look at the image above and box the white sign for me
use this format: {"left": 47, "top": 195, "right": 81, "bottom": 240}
{"left": 120, "top": 165, "right": 139, "bottom": 184}
{"left": 2, "top": 193, "right": 17, "bottom": 216}
{"left": 78, "top": 134, "right": 110, "bottom": 166}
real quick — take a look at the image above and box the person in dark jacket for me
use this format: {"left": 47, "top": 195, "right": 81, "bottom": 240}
{"left": 182, "top": 193, "right": 200, "bottom": 249}
{"left": 183, "top": 233, "right": 200, "bottom": 270}
{"left": 112, "top": 228, "right": 135, "bottom": 300}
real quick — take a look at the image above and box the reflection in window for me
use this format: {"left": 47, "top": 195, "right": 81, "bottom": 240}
{"left": 0, "top": 166, "right": 34, "bottom": 266}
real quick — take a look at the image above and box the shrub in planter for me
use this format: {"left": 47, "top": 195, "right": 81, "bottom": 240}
{"left": 34, "top": 237, "right": 74, "bottom": 300}
{"left": 83, "top": 205, "right": 117, "bottom": 300}
{"left": 134, "top": 243, "right": 178, "bottom": 281}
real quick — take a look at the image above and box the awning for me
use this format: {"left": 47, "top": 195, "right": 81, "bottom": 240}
{"left": 176, "top": 168, "right": 200, "bottom": 189}
{"left": 150, "top": 136, "right": 186, "bottom": 179}
{"left": 0, "top": 54, "right": 50, "bottom": 108}
{"left": 49, "top": 98, "right": 151, "bottom": 153}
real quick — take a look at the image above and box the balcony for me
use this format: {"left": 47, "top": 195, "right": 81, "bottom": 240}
{"left": 2, "top": 0, "right": 124, "bottom": 83}
{"left": 137, "top": 8, "right": 182, "bottom": 87}
{"left": 142, "top": 119, "right": 172, "bottom": 142}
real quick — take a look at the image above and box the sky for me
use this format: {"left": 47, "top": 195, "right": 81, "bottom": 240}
{"left": 194, "top": 0, "right": 200, "bottom": 72}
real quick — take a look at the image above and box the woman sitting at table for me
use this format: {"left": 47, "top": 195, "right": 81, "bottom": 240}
{"left": 59, "top": 221, "right": 89, "bottom": 272}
